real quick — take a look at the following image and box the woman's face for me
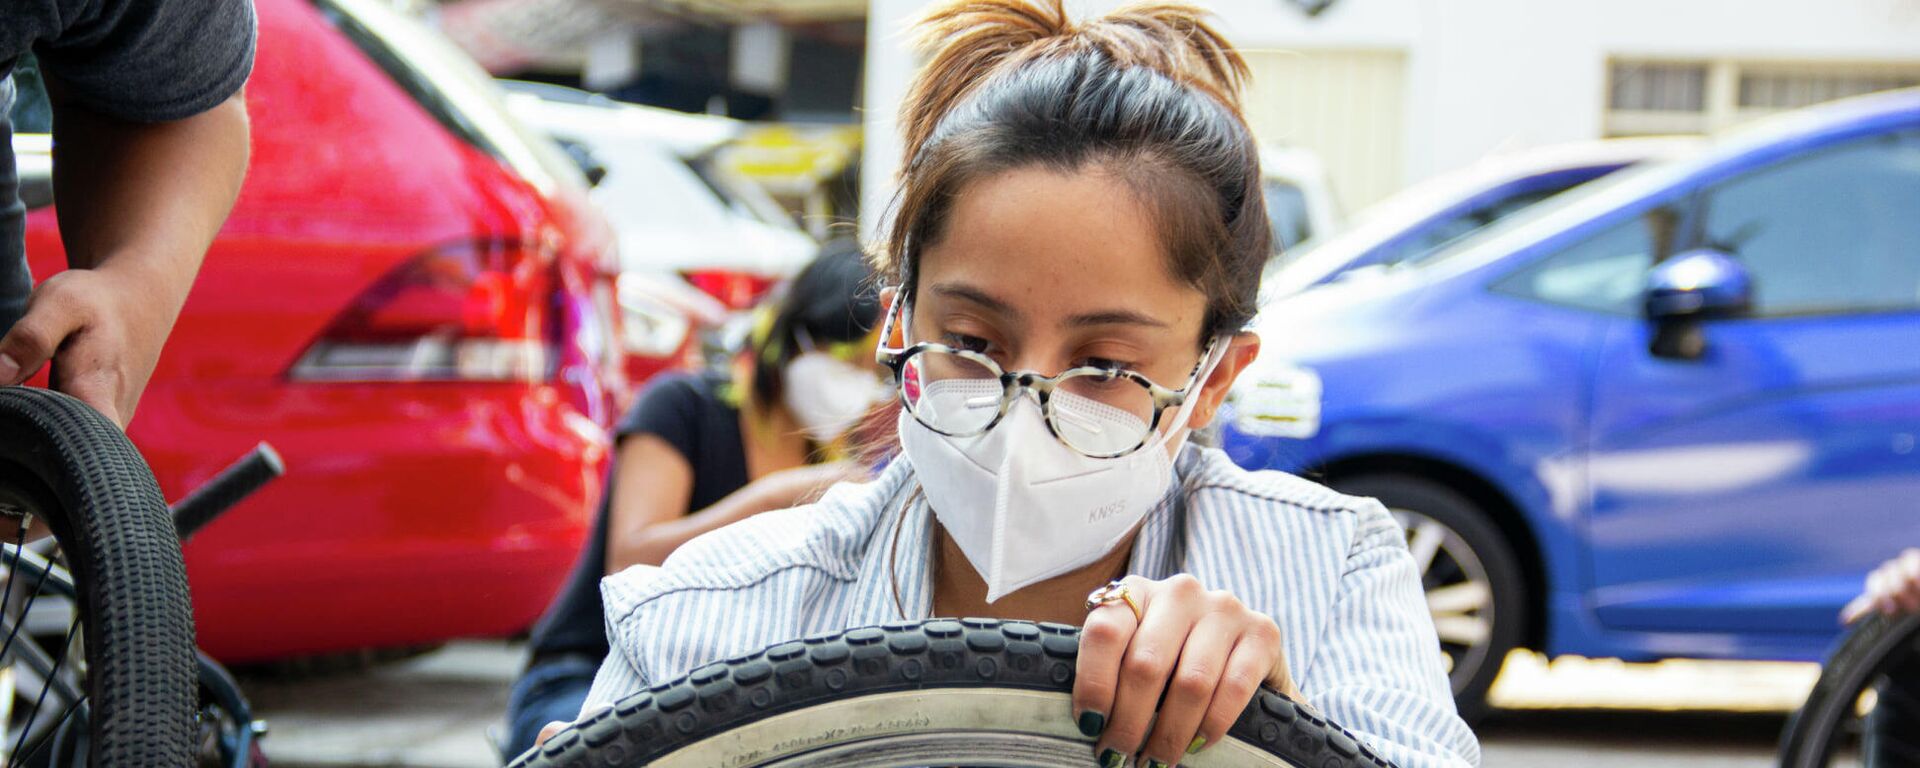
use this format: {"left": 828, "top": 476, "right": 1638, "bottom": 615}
{"left": 910, "top": 165, "right": 1258, "bottom": 432}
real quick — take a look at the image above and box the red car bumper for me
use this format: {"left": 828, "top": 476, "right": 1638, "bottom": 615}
{"left": 137, "top": 382, "right": 609, "bottom": 662}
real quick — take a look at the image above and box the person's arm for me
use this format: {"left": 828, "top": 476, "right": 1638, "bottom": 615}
{"left": 604, "top": 435, "right": 862, "bottom": 573}
{"left": 0, "top": 86, "right": 250, "bottom": 425}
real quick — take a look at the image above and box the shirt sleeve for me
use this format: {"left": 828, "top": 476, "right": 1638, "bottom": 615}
{"left": 35, "top": 0, "right": 256, "bottom": 122}
{"left": 1299, "top": 501, "right": 1483, "bottom": 768}
{"left": 616, "top": 374, "right": 707, "bottom": 452}
{"left": 578, "top": 563, "right": 667, "bottom": 715}
{"left": 580, "top": 643, "right": 647, "bottom": 715}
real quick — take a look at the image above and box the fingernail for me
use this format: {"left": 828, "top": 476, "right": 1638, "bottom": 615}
{"left": 1147, "top": 759, "right": 1171, "bottom": 768}
{"left": 0, "top": 354, "right": 17, "bottom": 383}
{"left": 1099, "top": 748, "right": 1125, "bottom": 768}
{"left": 1077, "top": 710, "right": 1106, "bottom": 737}
{"left": 1188, "top": 736, "right": 1207, "bottom": 754}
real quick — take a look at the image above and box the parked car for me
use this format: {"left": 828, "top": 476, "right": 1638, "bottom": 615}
{"left": 1221, "top": 88, "right": 1920, "bottom": 722}
{"left": 12, "top": 0, "right": 631, "bottom": 662}
{"left": 1264, "top": 138, "right": 1697, "bottom": 298}
{"left": 1260, "top": 143, "right": 1341, "bottom": 254}
{"left": 500, "top": 82, "right": 818, "bottom": 313}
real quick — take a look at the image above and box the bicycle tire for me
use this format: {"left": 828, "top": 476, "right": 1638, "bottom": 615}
{"left": 1777, "top": 611, "right": 1920, "bottom": 768}
{"left": 514, "top": 618, "right": 1393, "bottom": 768}
{"left": 0, "top": 387, "right": 197, "bottom": 766}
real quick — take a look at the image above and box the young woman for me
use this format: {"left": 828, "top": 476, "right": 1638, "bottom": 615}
{"left": 574, "top": 2, "right": 1479, "bottom": 766}
{"left": 503, "top": 240, "right": 885, "bottom": 758}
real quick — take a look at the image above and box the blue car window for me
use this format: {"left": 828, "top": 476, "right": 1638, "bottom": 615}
{"left": 1491, "top": 211, "right": 1670, "bottom": 314}
{"left": 1701, "top": 131, "right": 1920, "bottom": 316}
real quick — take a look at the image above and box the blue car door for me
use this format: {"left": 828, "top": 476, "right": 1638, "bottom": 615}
{"left": 1582, "top": 128, "right": 1920, "bottom": 655}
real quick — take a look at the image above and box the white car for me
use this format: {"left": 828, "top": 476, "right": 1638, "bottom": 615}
{"left": 501, "top": 82, "right": 817, "bottom": 310}
{"left": 1260, "top": 144, "right": 1341, "bottom": 253}
{"left": 1263, "top": 137, "right": 1699, "bottom": 299}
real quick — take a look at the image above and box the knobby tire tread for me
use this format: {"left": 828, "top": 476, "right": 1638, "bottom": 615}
{"left": 514, "top": 618, "right": 1393, "bottom": 768}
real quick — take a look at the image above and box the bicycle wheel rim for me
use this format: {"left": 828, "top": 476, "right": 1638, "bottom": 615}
{"left": 644, "top": 688, "right": 1309, "bottom": 767}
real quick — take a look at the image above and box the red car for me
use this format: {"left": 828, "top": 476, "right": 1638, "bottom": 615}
{"left": 13, "top": 0, "right": 643, "bottom": 661}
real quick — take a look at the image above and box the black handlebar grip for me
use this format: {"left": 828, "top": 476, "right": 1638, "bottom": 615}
{"left": 171, "top": 442, "right": 285, "bottom": 542}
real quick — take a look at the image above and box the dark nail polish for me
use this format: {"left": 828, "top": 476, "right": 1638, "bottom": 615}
{"left": 1147, "top": 760, "right": 1171, "bottom": 768}
{"left": 1077, "top": 710, "right": 1107, "bottom": 737}
{"left": 1099, "top": 748, "right": 1125, "bottom": 768}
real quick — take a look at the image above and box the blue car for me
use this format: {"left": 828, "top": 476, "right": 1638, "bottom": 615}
{"left": 1222, "top": 88, "right": 1920, "bottom": 723}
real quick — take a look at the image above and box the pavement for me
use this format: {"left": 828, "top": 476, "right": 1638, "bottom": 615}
{"left": 246, "top": 642, "right": 1818, "bottom": 767}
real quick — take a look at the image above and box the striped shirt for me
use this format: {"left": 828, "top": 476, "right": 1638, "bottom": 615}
{"left": 584, "top": 446, "right": 1481, "bottom": 767}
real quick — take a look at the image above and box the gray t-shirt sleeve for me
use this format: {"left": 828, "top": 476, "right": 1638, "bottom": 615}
{"left": 34, "top": 0, "right": 257, "bottom": 123}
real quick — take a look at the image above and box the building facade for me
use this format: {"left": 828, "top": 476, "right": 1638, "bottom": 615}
{"left": 860, "top": 0, "right": 1920, "bottom": 228}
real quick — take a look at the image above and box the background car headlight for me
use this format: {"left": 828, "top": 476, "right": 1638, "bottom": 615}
{"left": 1230, "top": 361, "right": 1323, "bottom": 439}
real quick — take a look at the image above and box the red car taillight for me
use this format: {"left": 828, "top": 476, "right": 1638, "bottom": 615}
{"left": 291, "top": 239, "right": 558, "bottom": 382}
{"left": 680, "top": 269, "right": 779, "bottom": 311}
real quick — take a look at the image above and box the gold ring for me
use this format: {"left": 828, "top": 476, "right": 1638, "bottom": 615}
{"left": 1085, "top": 579, "right": 1142, "bottom": 622}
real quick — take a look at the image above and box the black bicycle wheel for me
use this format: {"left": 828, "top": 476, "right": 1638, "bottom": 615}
{"left": 1778, "top": 611, "right": 1920, "bottom": 768}
{"left": 0, "top": 387, "right": 197, "bottom": 766}
{"left": 513, "top": 618, "right": 1393, "bottom": 768}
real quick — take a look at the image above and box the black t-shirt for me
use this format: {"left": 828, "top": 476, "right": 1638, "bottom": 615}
{"left": 1, "top": 0, "right": 257, "bottom": 332}
{"left": 528, "top": 370, "right": 751, "bottom": 658}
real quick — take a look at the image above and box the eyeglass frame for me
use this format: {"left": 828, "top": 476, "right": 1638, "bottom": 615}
{"left": 873, "top": 294, "right": 1219, "bottom": 459}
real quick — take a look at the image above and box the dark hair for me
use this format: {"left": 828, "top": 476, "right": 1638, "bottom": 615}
{"left": 876, "top": 0, "right": 1269, "bottom": 341}
{"left": 749, "top": 237, "right": 880, "bottom": 412}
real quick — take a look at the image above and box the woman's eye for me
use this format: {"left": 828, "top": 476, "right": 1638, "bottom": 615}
{"left": 942, "top": 332, "right": 992, "bottom": 354}
{"left": 1077, "top": 357, "right": 1132, "bottom": 372}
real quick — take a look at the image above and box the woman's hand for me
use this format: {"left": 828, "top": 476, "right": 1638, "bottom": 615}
{"left": 1842, "top": 548, "right": 1920, "bottom": 624}
{"left": 1073, "top": 574, "right": 1296, "bottom": 768}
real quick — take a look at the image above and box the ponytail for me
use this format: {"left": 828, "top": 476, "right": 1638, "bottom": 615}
{"left": 900, "top": 0, "right": 1251, "bottom": 171}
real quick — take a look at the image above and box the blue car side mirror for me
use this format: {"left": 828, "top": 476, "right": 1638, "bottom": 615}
{"left": 1645, "top": 249, "right": 1753, "bottom": 321}
{"left": 1644, "top": 249, "right": 1752, "bottom": 360}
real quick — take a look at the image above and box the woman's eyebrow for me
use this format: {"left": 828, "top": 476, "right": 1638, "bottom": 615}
{"left": 1068, "top": 309, "right": 1169, "bottom": 328}
{"left": 930, "top": 282, "right": 1020, "bottom": 319}
{"left": 930, "top": 283, "right": 1167, "bottom": 328}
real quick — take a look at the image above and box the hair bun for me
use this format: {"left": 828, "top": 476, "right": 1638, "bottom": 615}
{"left": 902, "top": 0, "right": 1249, "bottom": 168}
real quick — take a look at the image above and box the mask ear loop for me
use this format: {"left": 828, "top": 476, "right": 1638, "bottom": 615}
{"left": 1144, "top": 337, "right": 1232, "bottom": 454}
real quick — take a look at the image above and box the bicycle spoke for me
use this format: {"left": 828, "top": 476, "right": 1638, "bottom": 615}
{"left": 0, "top": 525, "right": 28, "bottom": 648}
{"left": 8, "top": 618, "right": 79, "bottom": 767}
{"left": 11, "top": 692, "right": 85, "bottom": 768}
{"left": 0, "top": 549, "right": 56, "bottom": 669}
{"left": 1, "top": 629, "right": 84, "bottom": 713}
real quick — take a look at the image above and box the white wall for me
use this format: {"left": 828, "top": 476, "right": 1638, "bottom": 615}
{"left": 861, "top": 0, "right": 1920, "bottom": 233}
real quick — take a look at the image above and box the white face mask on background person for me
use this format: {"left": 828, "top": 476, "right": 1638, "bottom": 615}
{"left": 895, "top": 324, "right": 1228, "bottom": 603}
{"left": 783, "top": 350, "right": 888, "bottom": 444}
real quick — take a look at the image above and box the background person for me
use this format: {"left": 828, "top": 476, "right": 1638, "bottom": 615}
{"left": 564, "top": 2, "right": 1479, "bottom": 766}
{"left": 1, "top": 1, "right": 255, "bottom": 428}
{"left": 503, "top": 238, "right": 886, "bottom": 758}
